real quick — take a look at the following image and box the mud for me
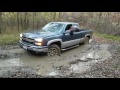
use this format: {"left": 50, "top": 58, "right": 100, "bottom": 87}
{"left": 0, "top": 37, "right": 119, "bottom": 78}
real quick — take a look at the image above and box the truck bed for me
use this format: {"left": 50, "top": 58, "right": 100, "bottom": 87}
{"left": 75, "top": 28, "right": 91, "bottom": 32}
{"left": 79, "top": 29, "right": 89, "bottom": 31}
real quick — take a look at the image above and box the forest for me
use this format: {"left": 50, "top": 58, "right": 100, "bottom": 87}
{"left": 0, "top": 12, "right": 120, "bottom": 45}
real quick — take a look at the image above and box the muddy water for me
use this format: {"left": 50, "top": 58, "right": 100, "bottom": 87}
{"left": 0, "top": 44, "right": 111, "bottom": 76}
{"left": 69, "top": 45, "right": 111, "bottom": 74}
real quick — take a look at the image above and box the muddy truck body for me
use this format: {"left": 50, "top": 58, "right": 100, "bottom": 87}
{"left": 19, "top": 22, "right": 93, "bottom": 56}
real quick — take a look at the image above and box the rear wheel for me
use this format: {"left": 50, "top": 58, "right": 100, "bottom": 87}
{"left": 47, "top": 44, "right": 61, "bottom": 57}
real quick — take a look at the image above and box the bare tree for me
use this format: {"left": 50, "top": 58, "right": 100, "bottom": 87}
{"left": 0, "top": 12, "right": 120, "bottom": 36}
{"left": 24, "top": 12, "right": 29, "bottom": 29}
{"left": 32, "top": 12, "right": 36, "bottom": 29}
{"left": 53, "top": 12, "right": 56, "bottom": 21}
{"left": 0, "top": 12, "right": 2, "bottom": 34}
{"left": 17, "top": 12, "right": 20, "bottom": 31}
{"left": 20, "top": 12, "right": 23, "bottom": 29}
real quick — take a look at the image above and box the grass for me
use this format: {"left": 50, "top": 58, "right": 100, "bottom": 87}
{"left": 94, "top": 32, "right": 120, "bottom": 42}
{"left": 0, "top": 33, "right": 20, "bottom": 46}
{"left": 0, "top": 28, "right": 29, "bottom": 46}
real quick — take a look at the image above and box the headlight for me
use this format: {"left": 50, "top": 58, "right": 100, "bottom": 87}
{"left": 35, "top": 38, "right": 43, "bottom": 42}
{"left": 20, "top": 34, "right": 22, "bottom": 37}
{"left": 35, "top": 42, "right": 42, "bottom": 46}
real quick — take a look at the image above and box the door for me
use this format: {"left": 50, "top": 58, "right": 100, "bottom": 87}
{"left": 71, "top": 24, "right": 83, "bottom": 44}
{"left": 61, "top": 24, "right": 81, "bottom": 48}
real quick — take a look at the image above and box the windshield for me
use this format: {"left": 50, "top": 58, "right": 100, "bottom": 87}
{"left": 42, "top": 23, "right": 63, "bottom": 33}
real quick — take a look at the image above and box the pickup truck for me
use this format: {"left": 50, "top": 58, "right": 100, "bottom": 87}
{"left": 19, "top": 22, "right": 93, "bottom": 56}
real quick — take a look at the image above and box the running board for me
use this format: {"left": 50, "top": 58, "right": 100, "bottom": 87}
{"left": 62, "top": 44, "right": 79, "bottom": 51}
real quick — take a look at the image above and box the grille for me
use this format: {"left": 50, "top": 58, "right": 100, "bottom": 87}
{"left": 22, "top": 36, "right": 34, "bottom": 44}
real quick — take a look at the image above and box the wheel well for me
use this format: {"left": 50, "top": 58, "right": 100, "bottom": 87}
{"left": 49, "top": 41, "right": 61, "bottom": 48}
{"left": 86, "top": 35, "right": 90, "bottom": 39}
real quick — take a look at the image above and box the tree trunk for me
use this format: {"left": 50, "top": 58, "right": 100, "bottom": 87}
{"left": 58, "top": 12, "right": 62, "bottom": 21}
{"left": 20, "top": 12, "right": 23, "bottom": 29}
{"left": 33, "top": 12, "right": 35, "bottom": 29}
{"left": 32, "top": 12, "right": 37, "bottom": 29}
{"left": 0, "top": 12, "right": 2, "bottom": 34}
{"left": 24, "top": 12, "right": 26, "bottom": 29}
{"left": 97, "top": 12, "right": 103, "bottom": 26}
{"left": 53, "top": 12, "right": 56, "bottom": 21}
{"left": 24, "top": 12, "right": 29, "bottom": 29}
{"left": 17, "top": 12, "right": 19, "bottom": 31}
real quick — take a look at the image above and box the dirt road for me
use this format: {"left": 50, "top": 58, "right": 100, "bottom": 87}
{"left": 0, "top": 35, "right": 120, "bottom": 78}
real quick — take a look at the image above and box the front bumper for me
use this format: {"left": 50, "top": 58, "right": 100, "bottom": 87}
{"left": 19, "top": 40, "right": 48, "bottom": 52}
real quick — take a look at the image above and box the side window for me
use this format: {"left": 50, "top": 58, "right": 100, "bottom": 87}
{"left": 72, "top": 24, "right": 80, "bottom": 32}
{"left": 65, "top": 24, "right": 72, "bottom": 31}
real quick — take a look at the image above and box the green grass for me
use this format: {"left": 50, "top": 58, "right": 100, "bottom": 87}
{"left": 94, "top": 33, "right": 120, "bottom": 42}
{"left": 0, "top": 34, "right": 20, "bottom": 46}
{"left": 0, "top": 28, "right": 26, "bottom": 46}
{"left": 0, "top": 28, "right": 36, "bottom": 46}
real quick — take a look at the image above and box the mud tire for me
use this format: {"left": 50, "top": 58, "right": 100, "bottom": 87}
{"left": 47, "top": 44, "right": 61, "bottom": 57}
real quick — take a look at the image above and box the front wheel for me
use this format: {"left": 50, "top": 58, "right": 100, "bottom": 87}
{"left": 47, "top": 44, "right": 61, "bottom": 57}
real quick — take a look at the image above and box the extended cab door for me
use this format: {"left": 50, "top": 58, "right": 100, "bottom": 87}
{"left": 71, "top": 24, "right": 83, "bottom": 45}
{"left": 72, "top": 24, "right": 82, "bottom": 39}
{"left": 61, "top": 24, "right": 82, "bottom": 48}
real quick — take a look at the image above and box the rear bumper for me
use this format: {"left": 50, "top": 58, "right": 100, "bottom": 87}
{"left": 19, "top": 40, "right": 48, "bottom": 52}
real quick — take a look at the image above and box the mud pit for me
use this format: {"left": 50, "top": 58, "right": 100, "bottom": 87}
{"left": 0, "top": 40, "right": 113, "bottom": 77}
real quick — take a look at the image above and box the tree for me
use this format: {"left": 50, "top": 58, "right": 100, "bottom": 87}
{"left": 58, "top": 12, "right": 63, "bottom": 21}
{"left": 53, "top": 12, "right": 56, "bottom": 21}
{"left": 17, "top": 12, "right": 20, "bottom": 31}
{"left": 0, "top": 12, "right": 2, "bottom": 34}
{"left": 20, "top": 12, "right": 23, "bottom": 29}
{"left": 32, "top": 12, "right": 35, "bottom": 29}
{"left": 24, "top": 12, "right": 29, "bottom": 29}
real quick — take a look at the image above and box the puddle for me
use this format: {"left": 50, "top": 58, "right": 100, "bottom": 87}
{"left": 80, "top": 51, "right": 100, "bottom": 60}
{"left": 0, "top": 58, "right": 23, "bottom": 67}
{"left": 68, "top": 45, "right": 111, "bottom": 74}
{"left": 48, "top": 71, "right": 59, "bottom": 76}
{"left": 0, "top": 44, "right": 112, "bottom": 76}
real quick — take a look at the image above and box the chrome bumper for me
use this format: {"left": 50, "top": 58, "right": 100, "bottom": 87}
{"left": 19, "top": 40, "right": 48, "bottom": 52}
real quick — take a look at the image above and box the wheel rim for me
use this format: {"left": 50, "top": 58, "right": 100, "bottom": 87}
{"left": 48, "top": 48, "right": 58, "bottom": 57}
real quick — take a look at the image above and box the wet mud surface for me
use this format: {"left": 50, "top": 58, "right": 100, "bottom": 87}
{"left": 0, "top": 37, "right": 120, "bottom": 78}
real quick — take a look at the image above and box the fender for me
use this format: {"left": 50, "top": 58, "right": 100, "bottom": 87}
{"left": 85, "top": 34, "right": 91, "bottom": 38}
{"left": 47, "top": 39, "right": 62, "bottom": 46}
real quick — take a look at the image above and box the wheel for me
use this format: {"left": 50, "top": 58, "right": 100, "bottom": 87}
{"left": 83, "top": 37, "right": 89, "bottom": 45}
{"left": 47, "top": 44, "right": 61, "bottom": 57}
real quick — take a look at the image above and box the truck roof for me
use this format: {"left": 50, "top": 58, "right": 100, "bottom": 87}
{"left": 50, "top": 22, "right": 78, "bottom": 25}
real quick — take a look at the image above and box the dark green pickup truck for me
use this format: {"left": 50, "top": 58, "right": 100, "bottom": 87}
{"left": 19, "top": 22, "right": 93, "bottom": 56}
